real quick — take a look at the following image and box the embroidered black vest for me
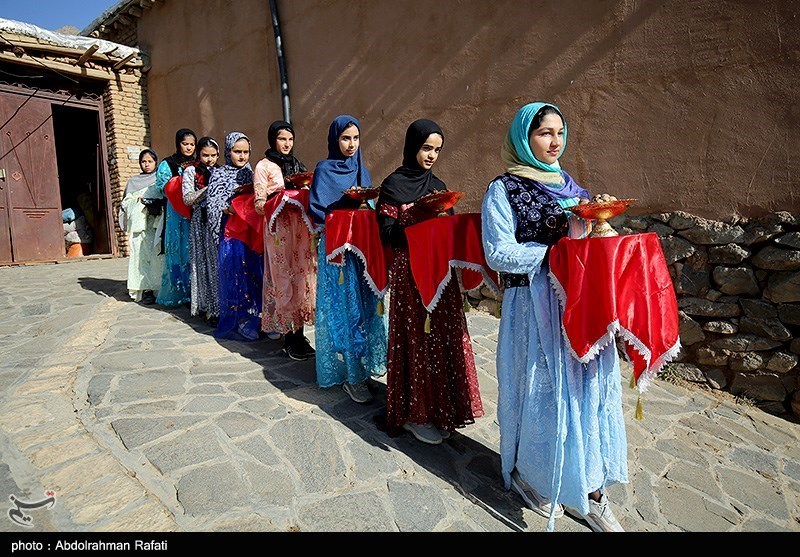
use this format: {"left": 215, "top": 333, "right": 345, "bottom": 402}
{"left": 497, "top": 173, "right": 569, "bottom": 288}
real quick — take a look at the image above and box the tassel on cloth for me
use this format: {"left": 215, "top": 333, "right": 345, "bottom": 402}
{"left": 463, "top": 296, "right": 471, "bottom": 313}
{"left": 494, "top": 300, "right": 501, "bottom": 318}
{"left": 274, "top": 235, "right": 280, "bottom": 248}
{"left": 424, "top": 313, "right": 431, "bottom": 334}
{"left": 338, "top": 267, "right": 344, "bottom": 285}
{"left": 629, "top": 373, "right": 637, "bottom": 389}
{"left": 635, "top": 396, "right": 644, "bottom": 421}
{"left": 377, "top": 299, "right": 384, "bottom": 316}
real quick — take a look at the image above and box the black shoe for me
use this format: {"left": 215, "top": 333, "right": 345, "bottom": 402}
{"left": 297, "top": 336, "right": 316, "bottom": 357}
{"left": 283, "top": 343, "right": 309, "bottom": 361}
{"left": 141, "top": 290, "right": 156, "bottom": 305}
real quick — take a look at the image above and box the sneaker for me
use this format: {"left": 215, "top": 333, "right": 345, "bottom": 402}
{"left": 141, "top": 290, "right": 156, "bottom": 305}
{"left": 283, "top": 343, "right": 308, "bottom": 361}
{"left": 265, "top": 331, "right": 282, "bottom": 341}
{"left": 510, "top": 469, "right": 564, "bottom": 519}
{"left": 402, "top": 422, "right": 443, "bottom": 445}
{"left": 297, "top": 336, "right": 316, "bottom": 357}
{"left": 438, "top": 428, "right": 451, "bottom": 440}
{"left": 575, "top": 494, "right": 624, "bottom": 532}
{"left": 343, "top": 381, "right": 373, "bottom": 404}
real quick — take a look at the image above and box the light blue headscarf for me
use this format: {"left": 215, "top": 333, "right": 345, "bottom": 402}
{"left": 506, "top": 102, "right": 566, "bottom": 174}
{"left": 501, "top": 102, "right": 588, "bottom": 205}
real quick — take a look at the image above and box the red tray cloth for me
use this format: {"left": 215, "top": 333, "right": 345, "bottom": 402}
{"left": 261, "top": 188, "right": 318, "bottom": 236}
{"left": 404, "top": 213, "right": 501, "bottom": 313}
{"left": 324, "top": 209, "right": 389, "bottom": 297}
{"left": 164, "top": 175, "right": 191, "bottom": 219}
{"left": 226, "top": 192, "right": 264, "bottom": 254}
{"left": 548, "top": 232, "right": 681, "bottom": 393}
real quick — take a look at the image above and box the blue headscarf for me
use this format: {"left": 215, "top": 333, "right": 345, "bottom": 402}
{"left": 205, "top": 131, "right": 254, "bottom": 243}
{"left": 501, "top": 102, "right": 589, "bottom": 204}
{"left": 308, "top": 115, "right": 372, "bottom": 226}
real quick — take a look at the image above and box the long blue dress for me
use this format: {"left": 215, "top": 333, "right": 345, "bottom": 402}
{"left": 481, "top": 177, "right": 628, "bottom": 531}
{"left": 155, "top": 159, "right": 191, "bottom": 307}
{"left": 314, "top": 231, "right": 387, "bottom": 387}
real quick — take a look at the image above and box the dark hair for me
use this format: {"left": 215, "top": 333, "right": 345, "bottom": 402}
{"left": 138, "top": 148, "right": 157, "bottom": 164}
{"left": 195, "top": 136, "right": 220, "bottom": 156}
{"left": 530, "top": 105, "right": 563, "bottom": 132}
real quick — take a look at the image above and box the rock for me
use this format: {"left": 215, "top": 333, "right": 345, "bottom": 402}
{"left": 777, "top": 303, "right": 800, "bottom": 326}
{"left": 705, "top": 289, "right": 724, "bottom": 302}
{"left": 660, "top": 236, "right": 696, "bottom": 265}
{"left": 676, "top": 265, "right": 710, "bottom": 296}
{"left": 791, "top": 391, "right": 800, "bottom": 418}
{"left": 668, "top": 363, "right": 707, "bottom": 383}
{"left": 678, "top": 297, "right": 740, "bottom": 318}
{"left": 765, "top": 352, "right": 799, "bottom": 373}
{"left": 740, "top": 298, "right": 778, "bottom": 319}
{"left": 710, "top": 334, "right": 781, "bottom": 352}
{"left": 729, "top": 352, "right": 765, "bottom": 371}
{"left": 668, "top": 211, "right": 698, "bottom": 230}
{"left": 712, "top": 266, "right": 759, "bottom": 296}
{"left": 774, "top": 231, "right": 800, "bottom": 249}
{"left": 695, "top": 346, "right": 729, "bottom": 366}
{"left": 648, "top": 223, "right": 675, "bottom": 238}
{"left": 626, "top": 216, "right": 651, "bottom": 231}
{"left": 764, "top": 271, "right": 800, "bottom": 303}
{"left": 741, "top": 221, "right": 784, "bottom": 246}
{"left": 708, "top": 243, "right": 751, "bottom": 265}
{"left": 701, "top": 320, "right": 738, "bottom": 334}
{"left": 705, "top": 367, "right": 728, "bottom": 389}
{"left": 738, "top": 317, "right": 792, "bottom": 341}
{"left": 751, "top": 246, "right": 800, "bottom": 271}
{"left": 791, "top": 338, "right": 800, "bottom": 354}
{"left": 678, "top": 220, "right": 745, "bottom": 245}
{"left": 729, "top": 373, "right": 787, "bottom": 402}
{"left": 678, "top": 312, "right": 705, "bottom": 345}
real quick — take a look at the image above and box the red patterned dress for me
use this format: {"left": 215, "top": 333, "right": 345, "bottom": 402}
{"left": 383, "top": 203, "right": 484, "bottom": 435}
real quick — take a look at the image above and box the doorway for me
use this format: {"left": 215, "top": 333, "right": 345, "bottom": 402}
{"left": 52, "top": 105, "right": 112, "bottom": 257}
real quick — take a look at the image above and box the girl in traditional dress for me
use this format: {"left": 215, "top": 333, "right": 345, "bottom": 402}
{"left": 254, "top": 120, "right": 317, "bottom": 360}
{"left": 207, "top": 131, "right": 263, "bottom": 341}
{"left": 376, "top": 119, "right": 484, "bottom": 445}
{"left": 182, "top": 136, "right": 221, "bottom": 324}
{"left": 155, "top": 128, "right": 196, "bottom": 307}
{"left": 119, "top": 149, "right": 164, "bottom": 304}
{"left": 308, "top": 115, "right": 387, "bottom": 403}
{"left": 480, "top": 102, "right": 625, "bottom": 532}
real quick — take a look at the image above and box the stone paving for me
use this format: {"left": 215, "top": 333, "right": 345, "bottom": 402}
{"left": 0, "top": 257, "right": 799, "bottom": 533}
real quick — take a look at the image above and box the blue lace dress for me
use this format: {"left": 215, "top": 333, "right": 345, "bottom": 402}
{"left": 314, "top": 231, "right": 387, "bottom": 388}
{"left": 481, "top": 175, "right": 628, "bottom": 532}
{"left": 155, "top": 160, "right": 191, "bottom": 307}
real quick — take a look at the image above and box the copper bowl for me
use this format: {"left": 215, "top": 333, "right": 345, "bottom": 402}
{"left": 569, "top": 199, "right": 636, "bottom": 220}
{"left": 416, "top": 190, "right": 464, "bottom": 213}
{"left": 285, "top": 171, "right": 314, "bottom": 188}
{"left": 342, "top": 187, "right": 381, "bottom": 203}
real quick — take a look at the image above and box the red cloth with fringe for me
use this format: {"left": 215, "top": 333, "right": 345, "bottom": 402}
{"left": 226, "top": 192, "right": 264, "bottom": 254}
{"left": 548, "top": 232, "right": 680, "bottom": 390}
{"left": 261, "top": 188, "right": 317, "bottom": 236}
{"left": 324, "top": 209, "right": 389, "bottom": 296}
{"left": 404, "top": 213, "right": 500, "bottom": 313}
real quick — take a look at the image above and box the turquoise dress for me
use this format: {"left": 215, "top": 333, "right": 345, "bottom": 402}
{"left": 155, "top": 159, "right": 191, "bottom": 307}
{"left": 314, "top": 231, "right": 387, "bottom": 388}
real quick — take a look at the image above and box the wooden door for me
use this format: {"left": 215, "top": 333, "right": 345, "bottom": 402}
{"left": 0, "top": 93, "right": 63, "bottom": 262}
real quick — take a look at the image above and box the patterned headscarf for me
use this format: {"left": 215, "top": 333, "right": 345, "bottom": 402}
{"left": 501, "top": 102, "right": 588, "bottom": 201}
{"left": 308, "top": 115, "right": 372, "bottom": 226}
{"left": 205, "top": 131, "right": 254, "bottom": 243}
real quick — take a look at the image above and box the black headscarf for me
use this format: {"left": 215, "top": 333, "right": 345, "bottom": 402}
{"left": 265, "top": 120, "right": 307, "bottom": 177}
{"left": 377, "top": 119, "right": 446, "bottom": 248}
{"left": 163, "top": 128, "right": 197, "bottom": 176}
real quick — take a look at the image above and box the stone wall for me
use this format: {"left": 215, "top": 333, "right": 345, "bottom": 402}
{"left": 466, "top": 210, "right": 800, "bottom": 421}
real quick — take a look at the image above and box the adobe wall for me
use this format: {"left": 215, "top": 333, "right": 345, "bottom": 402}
{"left": 135, "top": 0, "right": 799, "bottom": 221}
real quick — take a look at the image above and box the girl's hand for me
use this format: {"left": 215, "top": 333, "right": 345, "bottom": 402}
{"left": 400, "top": 202, "right": 415, "bottom": 212}
{"left": 223, "top": 206, "right": 235, "bottom": 215}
